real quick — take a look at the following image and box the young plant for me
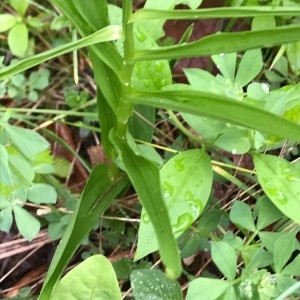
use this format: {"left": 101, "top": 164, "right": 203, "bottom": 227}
{"left": 0, "top": 0, "right": 48, "bottom": 57}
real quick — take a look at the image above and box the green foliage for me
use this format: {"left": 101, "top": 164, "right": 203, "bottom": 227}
{"left": 131, "top": 269, "right": 183, "bottom": 300}
{"left": 51, "top": 255, "right": 122, "bottom": 300}
{"left": 135, "top": 149, "right": 212, "bottom": 259}
{"left": 0, "top": 115, "right": 57, "bottom": 241}
{"left": 1, "top": 0, "right": 300, "bottom": 299}
{"left": 0, "top": 0, "right": 45, "bottom": 57}
{"left": 185, "top": 197, "right": 300, "bottom": 299}
{"left": 254, "top": 154, "right": 300, "bottom": 224}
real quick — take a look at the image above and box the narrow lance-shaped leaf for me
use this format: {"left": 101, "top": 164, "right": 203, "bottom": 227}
{"left": 135, "top": 149, "right": 212, "bottom": 260}
{"left": 125, "top": 89, "right": 300, "bottom": 141}
{"left": 50, "top": 0, "right": 123, "bottom": 76}
{"left": 110, "top": 131, "right": 182, "bottom": 279}
{"left": 132, "top": 25, "right": 300, "bottom": 62}
{"left": 130, "top": 6, "right": 300, "bottom": 22}
{"left": 39, "top": 165, "right": 128, "bottom": 299}
{"left": 0, "top": 25, "right": 123, "bottom": 80}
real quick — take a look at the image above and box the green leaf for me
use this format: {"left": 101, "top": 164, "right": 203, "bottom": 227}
{"left": 211, "top": 241, "right": 237, "bottom": 281}
{"left": 8, "top": 147, "right": 35, "bottom": 183}
{"left": 242, "top": 246, "right": 273, "bottom": 270}
{"left": 27, "top": 183, "right": 57, "bottom": 204}
{"left": 131, "top": 6, "right": 300, "bottom": 23}
{"left": 39, "top": 165, "right": 128, "bottom": 299}
{"left": 214, "top": 128, "right": 251, "bottom": 154}
{"left": 286, "top": 41, "right": 300, "bottom": 76}
{"left": 224, "top": 286, "right": 237, "bottom": 300}
{"left": 52, "top": 255, "right": 122, "bottom": 300}
{"left": 197, "top": 209, "right": 223, "bottom": 235}
{"left": 8, "top": 22, "right": 28, "bottom": 57}
{"left": 258, "top": 231, "right": 285, "bottom": 253}
{"left": 129, "top": 27, "right": 171, "bottom": 142}
{"left": 29, "top": 69, "right": 50, "bottom": 90}
{"left": 130, "top": 269, "right": 183, "bottom": 300}
{"left": 13, "top": 205, "right": 40, "bottom": 241}
{"left": 252, "top": 16, "right": 276, "bottom": 31}
{"left": 186, "top": 278, "right": 229, "bottom": 300}
{"left": 0, "top": 25, "right": 123, "bottom": 79}
{"left": 282, "top": 254, "right": 300, "bottom": 276}
{"left": 132, "top": 54, "right": 172, "bottom": 91}
{"left": 50, "top": 15, "right": 70, "bottom": 30}
{"left": 255, "top": 196, "right": 283, "bottom": 231}
{"left": 235, "top": 49, "right": 263, "bottom": 88}
{"left": 139, "top": 0, "right": 203, "bottom": 40}
{"left": 26, "top": 17, "right": 44, "bottom": 29}
{"left": 182, "top": 112, "right": 225, "bottom": 140}
{"left": 230, "top": 201, "right": 256, "bottom": 231}
{"left": 39, "top": 165, "right": 128, "bottom": 300}
{"left": 136, "top": 144, "right": 163, "bottom": 166}
{"left": 9, "top": 0, "right": 29, "bottom": 16}
{"left": 0, "top": 145, "right": 13, "bottom": 186}
{"left": 126, "top": 89, "right": 300, "bottom": 141}
{"left": 273, "top": 231, "right": 298, "bottom": 273}
{"left": 132, "top": 25, "right": 300, "bottom": 62}
{"left": 135, "top": 149, "right": 212, "bottom": 260}
{"left": 129, "top": 105, "right": 155, "bottom": 142}
{"left": 0, "top": 14, "right": 18, "bottom": 32}
{"left": 5, "top": 124, "right": 50, "bottom": 157}
{"left": 184, "top": 68, "right": 228, "bottom": 96}
{"left": 253, "top": 154, "right": 300, "bottom": 225}
{"left": 0, "top": 207, "right": 13, "bottom": 232}
{"left": 111, "top": 132, "right": 182, "bottom": 279}
{"left": 212, "top": 52, "right": 237, "bottom": 84}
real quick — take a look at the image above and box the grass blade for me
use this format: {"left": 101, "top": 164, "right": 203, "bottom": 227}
{"left": 39, "top": 165, "right": 128, "bottom": 299}
{"left": 132, "top": 25, "right": 300, "bottom": 61}
{"left": 125, "top": 89, "right": 300, "bottom": 141}
{"left": 0, "top": 25, "right": 123, "bottom": 80}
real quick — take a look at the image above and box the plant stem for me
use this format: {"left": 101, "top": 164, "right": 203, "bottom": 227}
{"left": 117, "top": 0, "right": 135, "bottom": 136}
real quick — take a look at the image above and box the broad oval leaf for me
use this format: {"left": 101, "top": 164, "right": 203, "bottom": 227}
{"left": 211, "top": 241, "right": 237, "bottom": 282}
{"left": 52, "top": 255, "right": 122, "bottom": 300}
{"left": 186, "top": 278, "right": 229, "bottom": 300}
{"left": 230, "top": 200, "right": 256, "bottom": 232}
{"left": 0, "top": 14, "right": 18, "bottom": 32}
{"left": 135, "top": 149, "right": 212, "bottom": 260}
{"left": 5, "top": 124, "right": 50, "bottom": 157}
{"left": 253, "top": 154, "right": 300, "bottom": 225}
{"left": 8, "top": 22, "right": 28, "bottom": 57}
{"left": 10, "top": 0, "right": 29, "bottom": 16}
{"left": 13, "top": 205, "right": 40, "bottom": 241}
{"left": 130, "top": 269, "right": 182, "bottom": 300}
{"left": 27, "top": 183, "right": 57, "bottom": 204}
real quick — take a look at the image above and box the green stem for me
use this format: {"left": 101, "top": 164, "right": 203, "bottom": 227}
{"left": 117, "top": 0, "right": 135, "bottom": 135}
